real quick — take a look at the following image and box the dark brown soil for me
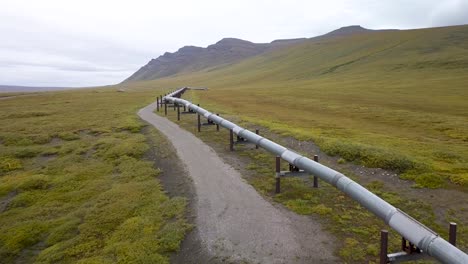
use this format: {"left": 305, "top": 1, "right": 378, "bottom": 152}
{"left": 0, "top": 191, "right": 16, "bottom": 213}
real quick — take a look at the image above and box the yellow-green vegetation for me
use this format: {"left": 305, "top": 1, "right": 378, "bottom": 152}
{"left": 158, "top": 106, "right": 467, "bottom": 263}
{"left": 124, "top": 25, "right": 468, "bottom": 190}
{"left": 0, "top": 88, "right": 190, "bottom": 263}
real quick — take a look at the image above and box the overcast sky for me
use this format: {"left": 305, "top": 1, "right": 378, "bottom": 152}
{"left": 1, "top": 0, "right": 468, "bottom": 87}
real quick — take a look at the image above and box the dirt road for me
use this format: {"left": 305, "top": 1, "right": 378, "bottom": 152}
{"left": 138, "top": 101, "right": 338, "bottom": 263}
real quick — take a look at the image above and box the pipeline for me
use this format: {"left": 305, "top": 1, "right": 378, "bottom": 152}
{"left": 162, "top": 87, "right": 468, "bottom": 264}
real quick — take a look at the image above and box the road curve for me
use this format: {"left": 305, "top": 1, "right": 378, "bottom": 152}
{"left": 138, "top": 101, "right": 338, "bottom": 263}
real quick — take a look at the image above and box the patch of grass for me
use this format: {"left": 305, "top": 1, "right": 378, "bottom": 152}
{"left": 95, "top": 134, "right": 149, "bottom": 160}
{"left": 56, "top": 132, "right": 80, "bottom": 141}
{"left": 17, "top": 174, "right": 50, "bottom": 191}
{"left": 413, "top": 173, "right": 447, "bottom": 189}
{"left": 339, "top": 238, "right": 366, "bottom": 261}
{"left": 0, "top": 156, "right": 23, "bottom": 174}
{"left": 0, "top": 220, "right": 47, "bottom": 257}
{"left": 14, "top": 147, "right": 43, "bottom": 158}
{"left": 321, "top": 140, "right": 417, "bottom": 172}
{"left": 0, "top": 87, "right": 189, "bottom": 263}
{"left": 0, "top": 134, "right": 35, "bottom": 146}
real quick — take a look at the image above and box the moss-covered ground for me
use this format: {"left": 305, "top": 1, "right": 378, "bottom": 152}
{"left": 0, "top": 87, "right": 190, "bottom": 263}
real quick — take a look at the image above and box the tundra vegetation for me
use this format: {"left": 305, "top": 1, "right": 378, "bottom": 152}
{"left": 159, "top": 100, "right": 467, "bottom": 263}
{"left": 140, "top": 25, "right": 468, "bottom": 262}
{"left": 0, "top": 88, "right": 191, "bottom": 263}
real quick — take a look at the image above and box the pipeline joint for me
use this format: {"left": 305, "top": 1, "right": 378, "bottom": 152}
{"left": 331, "top": 173, "right": 344, "bottom": 187}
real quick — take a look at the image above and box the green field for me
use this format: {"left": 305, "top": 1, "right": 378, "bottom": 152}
{"left": 0, "top": 88, "right": 191, "bottom": 263}
{"left": 123, "top": 25, "right": 468, "bottom": 190}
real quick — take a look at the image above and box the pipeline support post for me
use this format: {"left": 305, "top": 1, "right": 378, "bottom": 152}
{"left": 255, "top": 129, "right": 259, "bottom": 149}
{"left": 449, "top": 222, "right": 457, "bottom": 246}
{"left": 197, "top": 114, "right": 201, "bottom": 132}
{"left": 216, "top": 114, "right": 220, "bottom": 131}
{"left": 229, "top": 129, "right": 234, "bottom": 151}
{"left": 380, "top": 230, "right": 388, "bottom": 264}
{"left": 164, "top": 101, "right": 167, "bottom": 116}
{"left": 184, "top": 104, "right": 186, "bottom": 112}
{"left": 313, "top": 155, "right": 319, "bottom": 188}
{"left": 173, "top": 102, "right": 176, "bottom": 111}
{"left": 177, "top": 104, "right": 180, "bottom": 121}
{"left": 156, "top": 97, "right": 159, "bottom": 112}
{"left": 275, "top": 156, "right": 281, "bottom": 194}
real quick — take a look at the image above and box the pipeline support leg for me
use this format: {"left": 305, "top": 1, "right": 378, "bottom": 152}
{"left": 156, "top": 97, "right": 159, "bottom": 112}
{"left": 197, "top": 114, "right": 201, "bottom": 132}
{"left": 216, "top": 114, "right": 219, "bottom": 131}
{"left": 164, "top": 102, "right": 167, "bottom": 116}
{"left": 255, "top": 129, "right": 259, "bottom": 149}
{"left": 380, "top": 230, "right": 388, "bottom": 264}
{"left": 229, "top": 129, "right": 234, "bottom": 151}
{"left": 275, "top": 156, "right": 281, "bottom": 194}
{"left": 449, "top": 222, "right": 457, "bottom": 246}
{"left": 177, "top": 104, "right": 180, "bottom": 121}
{"left": 313, "top": 155, "right": 319, "bottom": 188}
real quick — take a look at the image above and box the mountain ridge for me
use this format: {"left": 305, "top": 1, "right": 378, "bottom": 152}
{"left": 124, "top": 25, "right": 376, "bottom": 82}
{"left": 123, "top": 37, "right": 270, "bottom": 82}
{"left": 122, "top": 25, "right": 401, "bottom": 83}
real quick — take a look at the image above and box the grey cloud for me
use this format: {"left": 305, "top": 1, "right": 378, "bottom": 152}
{"left": 1, "top": 0, "right": 467, "bottom": 87}
{"left": 430, "top": 0, "right": 468, "bottom": 26}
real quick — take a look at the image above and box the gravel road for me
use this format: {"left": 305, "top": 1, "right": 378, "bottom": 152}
{"left": 139, "top": 101, "right": 338, "bottom": 263}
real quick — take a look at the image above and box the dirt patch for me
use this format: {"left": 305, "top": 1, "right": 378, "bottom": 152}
{"left": 47, "top": 137, "right": 63, "bottom": 146}
{"left": 0, "top": 96, "right": 18, "bottom": 100}
{"left": 141, "top": 125, "right": 214, "bottom": 264}
{"left": 0, "top": 191, "right": 17, "bottom": 213}
{"left": 15, "top": 241, "right": 46, "bottom": 264}
{"left": 36, "top": 154, "right": 57, "bottom": 167}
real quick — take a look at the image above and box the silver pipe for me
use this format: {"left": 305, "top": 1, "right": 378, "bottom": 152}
{"left": 163, "top": 88, "right": 468, "bottom": 264}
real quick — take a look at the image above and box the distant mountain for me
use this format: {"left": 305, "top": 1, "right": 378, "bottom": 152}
{"left": 319, "top": 25, "right": 371, "bottom": 37}
{"left": 123, "top": 37, "right": 309, "bottom": 83}
{"left": 0, "top": 85, "right": 74, "bottom": 93}
{"left": 123, "top": 25, "right": 389, "bottom": 83}
{"left": 124, "top": 38, "right": 269, "bottom": 82}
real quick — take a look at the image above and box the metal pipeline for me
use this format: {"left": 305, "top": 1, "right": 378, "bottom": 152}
{"left": 163, "top": 88, "right": 468, "bottom": 264}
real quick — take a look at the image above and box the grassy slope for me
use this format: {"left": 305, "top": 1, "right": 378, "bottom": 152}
{"left": 123, "top": 25, "right": 468, "bottom": 189}
{"left": 0, "top": 87, "right": 190, "bottom": 263}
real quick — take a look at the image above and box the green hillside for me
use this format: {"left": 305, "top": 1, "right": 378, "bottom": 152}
{"left": 123, "top": 25, "right": 468, "bottom": 189}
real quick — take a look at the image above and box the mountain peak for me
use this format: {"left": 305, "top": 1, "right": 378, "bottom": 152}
{"left": 323, "top": 25, "right": 371, "bottom": 37}
{"left": 214, "top": 38, "right": 254, "bottom": 46}
{"left": 340, "top": 25, "right": 367, "bottom": 30}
